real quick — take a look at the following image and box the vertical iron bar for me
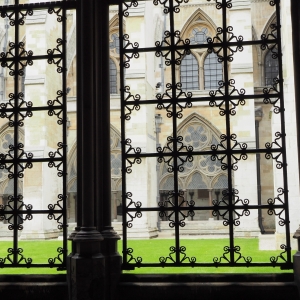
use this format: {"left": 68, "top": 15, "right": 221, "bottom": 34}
{"left": 221, "top": 0, "right": 234, "bottom": 264}
{"left": 169, "top": 0, "right": 180, "bottom": 265}
{"left": 119, "top": 1, "right": 128, "bottom": 265}
{"left": 13, "top": 0, "right": 19, "bottom": 265}
{"left": 76, "top": 0, "right": 82, "bottom": 230}
{"left": 62, "top": 2, "right": 67, "bottom": 267}
{"left": 275, "top": 0, "right": 291, "bottom": 263}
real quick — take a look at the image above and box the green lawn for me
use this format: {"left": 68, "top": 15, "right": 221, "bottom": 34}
{"left": 0, "top": 238, "right": 296, "bottom": 274}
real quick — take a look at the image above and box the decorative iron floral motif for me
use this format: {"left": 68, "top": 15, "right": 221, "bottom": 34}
{"left": 153, "top": 0, "right": 189, "bottom": 14}
{"left": 213, "top": 245, "right": 252, "bottom": 265}
{"left": 0, "top": 92, "right": 33, "bottom": 127}
{"left": 157, "top": 136, "right": 193, "bottom": 173}
{"left": 123, "top": 139, "right": 142, "bottom": 174}
{"left": 262, "top": 78, "right": 281, "bottom": 114}
{"left": 47, "top": 38, "right": 65, "bottom": 73}
{"left": 125, "top": 248, "right": 142, "bottom": 266}
{"left": 0, "top": 195, "right": 33, "bottom": 231}
{"left": 0, "top": 247, "right": 32, "bottom": 267}
{"left": 123, "top": 1, "right": 139, "bottom": 17}
{"left": 48, "top": 90, "right": 64, "bottom": 125}
{"left": 123, "top": 86, "right": 141, "bottom": 120}
{"left": 265, "top": 132, "right": 284, "bottom": 169}
{"left": 158, "top": 190, "right": 195, "bottom": 228}
{"left": 0, "top": 42, "right": 33, "bottom": 76}
{"left": 48, "top": 194, "right": 66, "bottom": 230}
{"left": 48, "top": 6, "right": 64, "bottom": 22}
{"left": 261, "top": 23, "right": 278, "bottom": 58}
{"left": 48, "top": 142, "right": 66, "bottom": 177}
{"left": 124, "top": 191, "right": 142, "bottom": 228}
{"left": 212, "top": 189, "right": 250, "bottom": 226}
{"left": 211, "top": 134, "right": 247, "bottom": 171}
{"left": 209, "top": 79, "right": 246, "bottom": 116}
{"left": 155, "top": 30, "right": 190, "bottom": 66}
{"left": 207, "top": 0, "right": 232, "bottom": 9}
{"left": 159, "top": 245, "right": 196, "bottom": 264}
{"left": 156, "top": 82, "right": 192, "bottom": 119}
{"left": 270, "top": 244, "right": 289, "bottom": 264}
{"left": 207, "top": 26, "right": 243, "bottom": 62}
{"left": 267, "top": 187, "right": 287, "bottom": 226}
{"left": 0, "top": 143, "right": 33, "bottom": 179}
{"left": 123, "top": 34, "right": 139, "bottom": 68}
{"left": 48, "top": 247, "right": 66, "bottom": 268}
{"left": 0, "top": 8, "right": 33, "bottom": 26}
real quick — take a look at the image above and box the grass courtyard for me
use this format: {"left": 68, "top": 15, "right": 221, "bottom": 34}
{"left": 0, "top": 238, "right": 296, "bottom": 274}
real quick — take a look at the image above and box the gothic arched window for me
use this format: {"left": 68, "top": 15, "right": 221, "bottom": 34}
{"left": 265, "top": 50, "right": 278, "bottom": 86}
{"left": 109, "top": 33, "right": 120, "bottom": 54}
{"left": 109, "top": 32, "right": 120, "bottom": 94}
{"left": 204, "top": 52, "right": 222, "bottom": 90}
{"left": 180, "top": 54, "right": 199, "bottom": 90}
{"left": 110, "top": 59, "right": 117, "bottom": 94}
{"left": 180, "top": 27, "right": 223, "bottom": 91}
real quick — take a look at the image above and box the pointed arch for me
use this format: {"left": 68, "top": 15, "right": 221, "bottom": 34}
{"left": 261, "top": 12, "right": 277, "bottom": 38}
{"left": 180, "top": 8, "right": 218, "bottom": 40}
{"left": 212, "top": 174, "right": 228, "bottom": 189}
{"left": 110, "top": 124, "right": 121, "bottom": 151}
{"left": 178, "top": 10, "right": 222, "bottom": 91}
{"left": 186, "top": 171, "right": 209, "bottom": 190}
{"left": 261, "top": 13, "right": 278, "bottom": 86}
{"left": 159, "top": 174, "right": 184, "bottom": 191}
{"left": 177, "top": 112, "right": 222, "bottom": 142}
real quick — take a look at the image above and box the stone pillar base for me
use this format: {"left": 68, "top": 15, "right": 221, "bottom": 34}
{"left": 20, "top": 229, "right": 60, "bottom": 240}
{"left": 112, "top": 222, "right": 158, "bottom": 239}
{"left": 68, "top": 228, "right": 105, "bottom": 300}
{"left": 101, "top": 226, "right": 122, "bottom": 300}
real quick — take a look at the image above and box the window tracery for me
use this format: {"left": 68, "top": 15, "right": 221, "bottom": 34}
{"left": 180, "top": 22, "right": 223, "bottom": 91}
{"left": 159, "top": 115, "right": 228, "bottom": 190}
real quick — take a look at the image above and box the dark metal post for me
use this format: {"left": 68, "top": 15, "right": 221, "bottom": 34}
{"left": 291, "top": 0, "right": 300, "bottom": 296}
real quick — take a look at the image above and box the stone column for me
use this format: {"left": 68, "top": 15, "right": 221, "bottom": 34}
{"left": 68, "top": 1, "right": 122, "bottom": 299}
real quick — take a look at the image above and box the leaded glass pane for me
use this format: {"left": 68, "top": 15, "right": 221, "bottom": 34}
{"left": 110, "top": 59, "right": 117, "bottom": 94}
{"left": 180, "top": 54, "right": 199, "bottom": 90}
{"left": 265, "top": 50, "right": 279, "bottom": 86}
{"left": 204, "top": 52, "right": 222, "bottom": 90}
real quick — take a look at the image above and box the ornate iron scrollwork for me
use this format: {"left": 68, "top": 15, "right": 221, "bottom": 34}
{"left": 213, "top": 245, "right": 252, "bottom": 265}
{"left": 157, "top": 136, "right": 193, "bottom": 173}
{"left": 211, "top": 134, "right": 248, "bottom": 171}
{"left": 0, "top": 93, "right": 33, "bottom": 127}
{"left": 209, "top": 79, "right": 245, "bottom": 116}
{"left": 48, "top": 90, "right": 64, "bottom": 125}
{"left": 0, "top": 42, "right": 33, "bottom": 76}
{"left": 212, "top": 189, "right": 250, "bottom": 227}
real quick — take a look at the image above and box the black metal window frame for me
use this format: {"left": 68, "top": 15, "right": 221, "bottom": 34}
{"left": 119, "top": 0, "right": 292, "bottom": 270}
{"left": 0, "top": 0, "right": 76, "bottom": 270}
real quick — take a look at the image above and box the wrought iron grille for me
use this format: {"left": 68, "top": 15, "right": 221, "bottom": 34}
{"left": 118, "top": 0, "right": 293, "bottom": 270}
{"left": 0, "top": 0, "right": 75, "bottom": 270}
